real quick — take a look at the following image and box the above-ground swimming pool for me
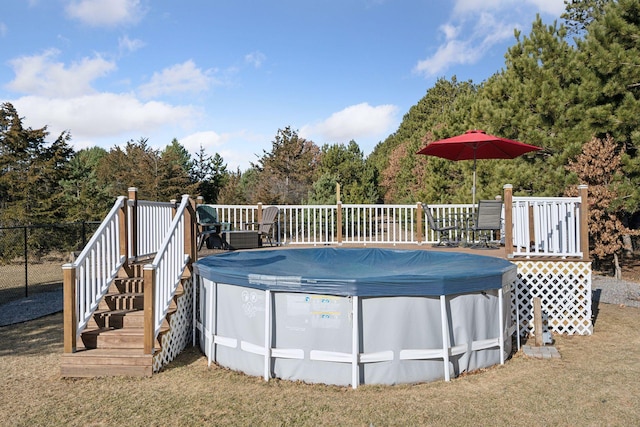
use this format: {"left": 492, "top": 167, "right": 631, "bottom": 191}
{"left": 193, "top": 247, "right": 517, "bottom": 388}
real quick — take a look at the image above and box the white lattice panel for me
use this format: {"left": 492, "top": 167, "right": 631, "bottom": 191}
{"left": 153, "top": 277, "right": 194, "bottom": 373}
{"left": 512, "top": 260, "right": 592, "bottom": 337}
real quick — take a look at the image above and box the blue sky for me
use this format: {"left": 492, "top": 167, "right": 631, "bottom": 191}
{"left": 1, "top": 0, "right": 565, "bottom": 171}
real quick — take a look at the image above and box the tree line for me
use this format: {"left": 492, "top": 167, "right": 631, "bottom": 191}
{"left": 1, "top": 0, "right": 638, "bottom": 272}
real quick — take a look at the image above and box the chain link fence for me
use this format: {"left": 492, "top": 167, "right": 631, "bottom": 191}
{"left": 0, "top": 222, "right": 100, "bottom": 305}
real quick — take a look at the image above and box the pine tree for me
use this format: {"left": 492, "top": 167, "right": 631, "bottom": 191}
{"left": 158, "top": 140, "right": 198, "bottom": 201}
{"left": 253, "top": 127, "right": 319, "bottom": 204}
{"left": 577, "top": 0, "right": 640, "bottom": 213}
{"left": 60, "top": 147, "right": 111, "bottom": 221}
{"left": 313, "top": 141, "right": 376, "bottom": 204}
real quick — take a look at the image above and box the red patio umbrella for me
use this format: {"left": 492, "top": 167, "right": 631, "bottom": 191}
{"left": 416, "top": 130, "right": 541, "bottom": 205}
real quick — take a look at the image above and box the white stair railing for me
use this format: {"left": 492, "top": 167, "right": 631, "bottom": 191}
{"left": 144, "top": 194, "right": 192, "bottom": 347}
{"left": 63, "top": 196, "right": 127, "bottom": 345}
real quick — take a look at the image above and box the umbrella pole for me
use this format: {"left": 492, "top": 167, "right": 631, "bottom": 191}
{"left": 472, "top": 151, "right": 477, "bottom": 207}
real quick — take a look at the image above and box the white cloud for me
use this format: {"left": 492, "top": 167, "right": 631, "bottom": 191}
{"left": 118, "top": 35, "right": 145, "bottom": 54}
{"left": 441, "top": 24, "right": 459, "bottom": 40}
{"left": 179, "top": 130, "right": 264, "bottom": 171}
{"left": 414, "top": 10, "right": 515, "bottom": 78}
{"left": 300, "top": 103, "right": 398, "bottom": 144}
{"left": 453, "top": 0, "right": 508, "bottom": 14}
{"left": 414, "top": 37, "right": 478, "bottom": 77}
{"left": 179, "top": 131, "right": 226, "bottom": 153}
{"left": 137, "top": 60, "right": 213, "bottom": 98}
{"left": 526, "top": 0, "right": 565, "bottom": 16}
{"left": 453, "top": 0, "right": 564, "bottom": 15}
{"left": 415, "top": 0, "right": 564, "bottom": 78}
{"left": 65, "top": 0, "right": 145, "bottom": 27}
{"left": 245, "top": 51, "right": 266, "bottom": 68}
{"left": 6, "top": 49, "right": 116, "bottom": 97}
{"left": 12, "top": 93, "right": 195, "bottom": 141}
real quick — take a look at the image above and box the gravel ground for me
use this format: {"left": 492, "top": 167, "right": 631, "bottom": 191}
{"left": 0, "top": 275, "right": 638, "bottom": 328}
{"left": 592, "top": 274, "right": 640, "bottom": 308}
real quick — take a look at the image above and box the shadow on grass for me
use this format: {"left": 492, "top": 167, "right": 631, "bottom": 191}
{"left": 159, "top": 345, "right": 206, "bottom": 372}
{"left": 591, "top": 288, "right": 601, "bottom": 327}
{"left": 0, "top": 312, "right": 63, "bottom": 356}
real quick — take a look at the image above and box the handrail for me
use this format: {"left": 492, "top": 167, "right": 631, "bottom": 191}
{"left": 143, "top": 194, "right": 193, "bottom": 352}
{"left": 63, "top": 196, "right": 127, "bottom": 351}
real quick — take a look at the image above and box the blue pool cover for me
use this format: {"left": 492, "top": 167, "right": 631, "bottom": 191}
{"left": 194, "top": 248, "right": 517, "bottom": 297}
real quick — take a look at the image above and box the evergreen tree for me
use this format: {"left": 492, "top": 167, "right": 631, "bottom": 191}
{"left": 217, "top": 168, "right": 245, "bottom": 204}
{"left": 253, "top": 127, "right": 320, "bottom": 204}
{"left": 475, "top": 17, "right": 585, "bottom": 198}
{"left": 0, "top": 102, "right": 74, "bottom": 225}
{"left": 561, "top": 0, "right": 609, "bottom": 36}
{"left": 158, "top": 140, "right": 198, "bottom": 201}
{"left": 374, "top": 77, "right": 477, "bottom": 203}
{"left": 96, "top": 138, "right": 161, "bottom": 200}
{"left": 210, "top": 153, "right": 228, "bottom": 203}
{"left": 61, "top": 147, "right": 111, "bottom": 221}
{"left": 576, "top": 0, "right": 640, "bottom": 213}
{"left": 190, "top": 146, "right": 229, "bottom": 203}
{"left": 191, "top": 145, "right": 214, "bottom": 202}
{"left": 312, "top": 141, "right": 377, "bottom": 204}
{"left": 0, "top": 102, "right": 75, "bottom": 257}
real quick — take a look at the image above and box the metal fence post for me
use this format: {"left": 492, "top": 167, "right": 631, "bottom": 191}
{"left": 23, "top": 226, "right": 28, "bottom": 297}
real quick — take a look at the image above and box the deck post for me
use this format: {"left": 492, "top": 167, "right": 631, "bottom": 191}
{"left": 143, "top": 266, "right": 156, "bottom": 354}
{"left": 128, "top": 187, "right": 138, "bottom": 259}
{"left": 119, "top": 194, "right": 129, "bottom": 261}
{"left": 257, "top": 202, "right": 263, "bottom": 224}
{"left": 170, "top": 198, "right": 177, "bottom": 217}
{"left": 416, "top": 202, "right": 423, "bottom": 243}
{"left": 503, "top": 185, "right": 513, "bottom": 255}
{"left": 336, "top": 201, "right": 343, "bottom": 244}
{"left": 579, "top": 185, "right": 590, "bottom": 260}
{"left": 185, "top": 196, "right": 197, "bottom": 261}
{"left": 62, "top": 265, "right": 77, "bottom": 353}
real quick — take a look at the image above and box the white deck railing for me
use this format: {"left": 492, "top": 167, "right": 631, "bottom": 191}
{"left": 132, "top": 199, "right": 176, "bottom": 259}
{"left": 510, "top": 196, "right": 583, "bottom": 258}
{"left": 209, "top": 193, "right": 586, "bottom": 259}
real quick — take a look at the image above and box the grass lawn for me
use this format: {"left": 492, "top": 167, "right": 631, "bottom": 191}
{"left": 1, "top": 302, "right": 639, "bottom": 426}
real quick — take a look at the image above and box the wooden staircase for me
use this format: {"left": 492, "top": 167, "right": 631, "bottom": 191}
{"left": 61, "top": 261, "right": 183, "bottom": 377}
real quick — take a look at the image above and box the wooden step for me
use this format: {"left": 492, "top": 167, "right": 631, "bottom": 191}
{"left": 65, "top": 256, "right": 188, "bottom": 377}
{"left": 90, "top": 309, "right": 144, "bottom": 329}
{"left": 102, "top": 292, "right": 144, "bottom": 310}
{"left": 61, "top": 348, "right": 153, "bottom": 377}
{"left": 112, "top": 277, "right": 145, "bottom": 294}
{"left": 81, "top": 327, "right": 147, "bottom": 349}
{"left": 88, "top": 308, "right": 173, "bottom": 329}
{"left": 80, "top": 324, "right": 169, "bottom": 349}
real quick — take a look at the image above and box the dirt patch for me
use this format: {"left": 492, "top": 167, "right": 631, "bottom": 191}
{"left": 594, "top": 253, "right": 640, "bottom": 283}
{"left": 620, "top": 254, "right": 640, "bottom": 283}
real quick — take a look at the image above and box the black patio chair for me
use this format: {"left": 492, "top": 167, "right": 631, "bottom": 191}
{"left": 469, "top": 200, "right": 503, "bottom": 249}
{"left": 422, "top": 203, "right": 459, "bottom": 247}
